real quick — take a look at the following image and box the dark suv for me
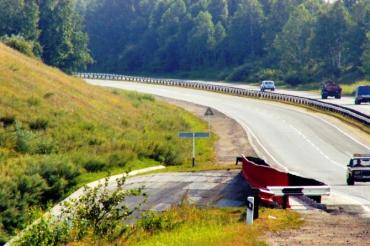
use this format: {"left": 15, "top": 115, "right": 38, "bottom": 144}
{"left": 321, "top": 80, "right": 342, "bottom": 99}
{"left": 355, "top": 85, "right": 370, "bottom": 105}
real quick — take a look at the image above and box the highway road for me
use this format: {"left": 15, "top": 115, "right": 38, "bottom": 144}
{"left": 86, "top": 79, "right": 370, "bottom": 215}
{"left": 185, "top": 80, "right": 370, "bottom": 116}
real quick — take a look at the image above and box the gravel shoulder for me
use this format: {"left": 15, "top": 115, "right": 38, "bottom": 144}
{"left": 265, "top": 210, "right": 370, "bottom": 246}
{"left": 158, "top": 96, "right": 256, "bottom": 164}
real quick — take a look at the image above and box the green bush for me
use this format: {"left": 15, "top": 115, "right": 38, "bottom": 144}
{"left": 26, "top": 157, "right": 80, "bottom": 202}
{"left": 1, "top": 35, "right": 39, "bottom": 58}
{"left": 0, "top": 115, "right": 15, "bottom": 128}
{"left": 13, "top": 213, "right": 70, "bottom": 246}
{"left": 26, "top": 97, "right": 41, "bottom": 107}
{"left": 32, "top": 138, "right": 55, "bottom": 154}
{"left": 139, "top": 211, "right": 178, "bottom": 233}
{"left": 29, "top": 119, "right": 48, "bottom": 130}
{"left": 15, "top": 121, "right": 33, "bottom": 153}
{"left": 62, "top": 176, "right": 146, "bottom": 242}
{"left": 83, "top": 159, "right": 107, "bottom": 172}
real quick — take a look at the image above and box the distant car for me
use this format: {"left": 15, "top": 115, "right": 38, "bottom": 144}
{"left": 354, "top": 85, "right": 370, "bottom": 105}
{"left": 260, "top": 80, "right": 275, "bottom": 92}
{"left": 321, "top": 80, "right": 341, "bottom": 99}
{"left": 346, "top": 154, "right": 370, "bottom": 185}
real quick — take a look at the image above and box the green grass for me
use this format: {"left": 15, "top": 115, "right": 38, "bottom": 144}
{"left": 0, "top": 43, "right": 216, "bottom": 241}
{"left": 340, "top": 80, "right": 370, "bottom": 95}
{"left": 72, "top": 204, "right": 303, "bottom": 246}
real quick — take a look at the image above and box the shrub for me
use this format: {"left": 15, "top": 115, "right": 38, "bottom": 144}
{"left": 284, "top": 73, "right": 304, "bottom": 86}
{"left": 15, "top": 121, "right": 32, "bottom": 153}
{"left": 1, "top": 35, "right": 38, "bottom": 58}
{"left": 61, "top": 176, "right": 146, "bottom": 242}
{"left": 139, "top": 211, "right": 178, "bottom": 233}
{"left": 29, "top": 119, "right": 48, "bottom": 130}
{"left": 28, "top": 157, "right": 80, "bottom": 202}
{"left": 32, "top": 138, "right": 55, "bottom": 154}
{"left": 12, "top": 213, "right": 70, "bottom": 246}
{"left": 26, "top": 97, "right": 41, "bottom": 107}
{"left": 83, "top": 159, "right": 107, "bottom": 172}
{"left": 0, "top": 115, "right": 15, "bottom": 128}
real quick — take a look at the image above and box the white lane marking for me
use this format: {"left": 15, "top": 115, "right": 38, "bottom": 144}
{"left": 289, "top": 124, "right": 345, "bottom": 170}
{"left": 258, "top": 98, "right": 370, "bottom": 151}
{"left": 309, "top": 115, "right": 370, "bottom": 151}
{"left": 232, "top": 115, "right": 289, "bottom": 172}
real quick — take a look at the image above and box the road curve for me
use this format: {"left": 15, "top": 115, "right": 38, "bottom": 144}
{"left": 86, "top": 79, "right": 370, "bottom": 215}
{"left": 198, "top": 81, "right": 370, "bottom": 116}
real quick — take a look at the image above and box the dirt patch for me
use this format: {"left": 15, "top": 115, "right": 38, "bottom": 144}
{"left": 157, "top": 97, "right": 256, "bottom": 164}
{"left": 265, "top": 210, "right": 370, "bottom": 246}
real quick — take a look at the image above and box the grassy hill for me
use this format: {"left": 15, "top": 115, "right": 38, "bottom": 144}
{"left": 0, "top": 43, "right": 215, "bottom": 242}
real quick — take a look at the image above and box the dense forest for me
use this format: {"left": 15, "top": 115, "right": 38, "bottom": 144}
{"left": 0, "top": 0, "right": 93, "bottom": 72}
{"left": 1, "top": 0, "right": 370, "bottom": 83}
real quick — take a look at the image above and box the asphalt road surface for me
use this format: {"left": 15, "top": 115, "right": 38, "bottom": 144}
{"left": 123, "top": 170, "right": 250, "bottom": 211}
{"left": 198, "top": 81, "right": 370, "bottom": 116}
{"left": 86, "top": 79, "right": 370, "bottom": 215}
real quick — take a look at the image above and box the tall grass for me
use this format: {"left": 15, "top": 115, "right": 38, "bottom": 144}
{"left": 70, "top": 204, "right": 303, "bottom": 246}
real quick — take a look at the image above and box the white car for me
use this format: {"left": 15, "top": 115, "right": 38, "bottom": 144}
{"left": 260, "top": 80, "right": 275, "bottom": 92}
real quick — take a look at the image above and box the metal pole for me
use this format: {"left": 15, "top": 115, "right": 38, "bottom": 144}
{"left": 192, "top": 133, "right": 195, "bottom": 167}
{"left": 207, "top": 117, "right": 210, "bottom": 133}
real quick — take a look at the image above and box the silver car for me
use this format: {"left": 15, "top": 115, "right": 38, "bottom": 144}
{"left": 260, "top": 80, "right": 275, "bottom": 92}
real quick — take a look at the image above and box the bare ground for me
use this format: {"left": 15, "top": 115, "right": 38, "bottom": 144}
{"left": 265, "top": 210, "right": 370, "bottom": 246}
{"left": 158, "top": 97, "right": 256, "bottom": 164}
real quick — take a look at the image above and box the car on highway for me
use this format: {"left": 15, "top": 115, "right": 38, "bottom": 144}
{"left": 260, "top": 80, "right": 275, "bottom": 92}
{"left": 354, "top": 85, "right": 370, "bottom": 105}
{"left": 346, "top": 154, "right": 370, "bottom": 185}
{"left": 321, "top": 80, "right": 341, "bottom": 99}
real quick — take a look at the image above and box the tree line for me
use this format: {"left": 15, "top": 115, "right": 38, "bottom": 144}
{"left": 0, "top": 0, "right": 93, "bottom": 73}
{"left": 83, "top": 0, "right": 370, "bottom": 84}
{"left": 1, "top": 0, "right": 369, "bottom": 83}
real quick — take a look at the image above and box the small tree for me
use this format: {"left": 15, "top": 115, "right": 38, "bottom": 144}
{"left": 61, "top": 175, "right": 146, "bottom": 242}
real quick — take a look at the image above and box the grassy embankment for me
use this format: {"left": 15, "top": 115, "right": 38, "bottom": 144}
{"left": 0, "top": 43, "right": 216, "bottom": 242}
{"left": 72, "top": 204, "right": 303, "bottom": 246}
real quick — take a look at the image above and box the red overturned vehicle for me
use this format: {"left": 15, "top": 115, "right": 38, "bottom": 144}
{"left": 236, "top": 156, "right": 330, "bottom": 209}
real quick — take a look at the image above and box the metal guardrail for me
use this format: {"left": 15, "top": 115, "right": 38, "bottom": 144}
{"left": 266, "top": 186, "right": 330, "bottom": 196}
{"left": 75, "top": 73, "right": 370, "bottom": 127}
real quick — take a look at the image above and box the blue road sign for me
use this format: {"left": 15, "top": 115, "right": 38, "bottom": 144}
{"left": 178, "top": 132, "right": 209, "bottom": 138}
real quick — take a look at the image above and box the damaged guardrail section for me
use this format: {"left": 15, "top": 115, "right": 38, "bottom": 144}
{"left": 236, "top": 155, "right": 330, "bottom": 209}
{"left": 75, "top": 73, "right": 370, "bottom": 127}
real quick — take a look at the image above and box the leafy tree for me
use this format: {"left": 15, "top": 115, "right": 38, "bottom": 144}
{"left": 208, "top": 0, "right": 229, "bottom": 25}
{"left": 311, "top": 1, "right": 352, "bottom": 77}
{"left": 228, "top": 0, "right": 265, "bottom": 64}
{"left": 187, "top": 11, "right": 216, "bottom": 67}
{"left": 274, "top": 4, "right": 315, "bottom": 79}
{"left": 362, "top": 32, "right": 370, "bottom": 77}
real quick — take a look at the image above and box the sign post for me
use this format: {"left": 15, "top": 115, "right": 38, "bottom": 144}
{"left": 246, "top": 196, "right": 254, "bottom": 224}
{"left": 179, "top": 131, "right": 209, "bottom": 167}
{"left": 204, "top": 107, "right": 214, "bottom": 132}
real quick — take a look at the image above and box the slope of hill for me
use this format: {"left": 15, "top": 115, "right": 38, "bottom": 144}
{"left": 0, "top": 43, "right": 215, "bottom": 242}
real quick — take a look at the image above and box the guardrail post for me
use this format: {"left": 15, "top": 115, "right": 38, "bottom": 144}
{"left": 252, "top": 189, "right": 260, "bottom": 219}
{"left": 246, "top": 196, "right": 254, "bottom": 224}
{"left": 282, "top": 195, "right": 289, "bottom": 209}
